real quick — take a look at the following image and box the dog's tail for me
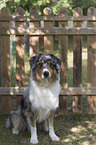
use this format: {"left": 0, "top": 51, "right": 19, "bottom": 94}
{"left": 6, "top": 116, "right": 11, "bottom": 128}
{"left": 5, "top": 106, "right": 27, "bottom": 131}
{"left": 6, "top": 106, "right": 21, "bottom": 128}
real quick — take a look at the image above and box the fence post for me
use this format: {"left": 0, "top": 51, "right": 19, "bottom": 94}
{"left": 0, "top": 7, "right": 11, "bottom": 114}
{"left": 15, "top": 7, "right": 25, "bottom": 106}
{"left": 58, "top": 7, "right": 68, "bottom": 114}
{"left": 0, "top": 10, "right": 1, "bottom": 111}
{"left": 87, "top": 7, "right": 96, "bottom": 113}
{"left": 73, "top": 7, "right": 83, "bottom": 113}
{"left": 29, "top": 7, "right": 39, "bottom": 56}
{"left": 43, "top": 7, "right": 53, "bottom": 53}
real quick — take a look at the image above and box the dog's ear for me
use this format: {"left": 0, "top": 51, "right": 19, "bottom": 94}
{"left": 50, "top": 54, "right": 61, "bottom": 71}
{"left": 29, "top": 54, "right": 41, "bottom": 71}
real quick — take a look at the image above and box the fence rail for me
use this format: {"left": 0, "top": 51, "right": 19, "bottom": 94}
{"left": 1, "top": 15, "right": 96, "bottom": 21}
{"left": 1, "top": 87, "right": 96, "bottom": 96}
{"left": 1, "top": 6, "right": 96, "bottom": 114}
{"left": 1, "top": 27, "right": 96, "bottom": 35}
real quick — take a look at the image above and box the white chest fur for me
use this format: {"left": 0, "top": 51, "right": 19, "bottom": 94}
{"left": 29, "top": 80, "right": 60, "bottom": 122}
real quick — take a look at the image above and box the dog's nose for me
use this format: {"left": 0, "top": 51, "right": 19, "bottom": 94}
{"left": 43, "top": 71, "right": 49, "bottom": 78}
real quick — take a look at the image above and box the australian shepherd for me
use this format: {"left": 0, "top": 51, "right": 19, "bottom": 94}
{"left": 6, "top": 54, "right": 61, "bottom": 144}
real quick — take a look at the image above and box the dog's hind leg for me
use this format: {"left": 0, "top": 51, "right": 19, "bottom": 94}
{"left": 11, "top": 114, "right": 21, "bottom": 134}
{"left": 44, "top": 119, "right": 49, "bottom": 131}
{"left": 11, "top": 113, "right": 26, "bottom": 134}
{"left": 25, "top": 111, "right": 38, "bottom": 144}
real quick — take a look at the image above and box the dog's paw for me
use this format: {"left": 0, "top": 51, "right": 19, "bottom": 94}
{"left": 30, "top": 137, "right": 38, "bottom": 144}
{"left": 51, "top": 134, "right": 60, "bottom": 141}
{"left": 50, "top": 133, "right": 60, "bottom": 141}
{"left": 12, "top": 128, "right": 19, "bottom": 134}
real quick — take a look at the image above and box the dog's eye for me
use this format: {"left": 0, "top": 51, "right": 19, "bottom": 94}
{"left": 49, "top": 62, "right": 54, "bottom": 69}
{"left": 38, "top": 63, "right": 43, "bottom": 69}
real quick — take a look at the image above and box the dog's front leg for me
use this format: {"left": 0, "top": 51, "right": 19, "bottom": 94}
{"left": 30, "top": 126, "right": 38, "bottom": 144}
{"left": 26, "top": 111, "right": 38, "bottom": 144}
{"left": 49, "top": 110, "right": 59, "bottom": 141}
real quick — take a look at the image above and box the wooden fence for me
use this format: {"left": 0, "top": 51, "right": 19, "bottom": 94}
{"left": 1, "top": 6, "right": 96, "bottom": 114}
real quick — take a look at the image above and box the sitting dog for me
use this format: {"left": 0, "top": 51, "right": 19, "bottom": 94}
{"left": 6, "top": 54, "right": 61, "bottom": 144}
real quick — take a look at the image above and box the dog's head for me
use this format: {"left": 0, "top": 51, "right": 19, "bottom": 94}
{"left": 29, "top": 54, "right": 61, "bottom": 83}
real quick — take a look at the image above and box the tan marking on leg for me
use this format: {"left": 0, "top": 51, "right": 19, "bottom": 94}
{"left": 50, "top": 110, "right": 55, "bottom": 127}
{"left": 25, "top": 111, "right": 38, "bottom": 127}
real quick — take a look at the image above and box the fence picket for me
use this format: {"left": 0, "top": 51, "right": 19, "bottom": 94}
{"left": 29, "top": 7, "right": 39, "bottom": 56}
{"left": 44, "top": 7, "right": 53, "bottom": 53}
{"left": 0, "top": 7, "right": 11, "bottom": 114}
{"left": 87, "top": 7, "right": 96, "bottom": 113}
{"left": 73, "top": 7, "right": 83, "bottom": 113}
{"left": 15, "top": 7, "right": 25, "bottom": 106}
{"left": 58, "top": 7, "right": 68, "bottom": 114}
{"left": 0, "top": 18, "right": 2, "bottom": 112}
{"left": 1, "top": 7, "right": 96, "bottom": 114}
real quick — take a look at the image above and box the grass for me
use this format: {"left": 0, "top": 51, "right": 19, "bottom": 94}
{"left": 1, "top": 113, "right": 96, "bottom": 144}
{"left": 1, "top": 36, "right": 96, "bottom": 144}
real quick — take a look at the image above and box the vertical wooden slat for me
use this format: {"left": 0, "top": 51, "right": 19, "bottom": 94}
{"left": 29, "top": 7, "right": 39, "bottom": 56}
{"left": 44, "top": 7, "right": 53, "bottom": 53}
{"left": 0, "top": 8, "right": 11, "bottom": 114}
{"left": 87, "top": 7, "right": 96, "bottom": 114}
{"left": 58, "top": 7, "right": 68, "bottom": 114}
{"left": 0, "top": 11, "right": 1, "bottom": 111}
{"left": 15, "top": 7, "right": 25, "bottom": 106}
{"left": 73, "top": 7, "right": 83, "bottom": 113}
{"left": 0, "top": 16, "right": 1, "bottom": 87}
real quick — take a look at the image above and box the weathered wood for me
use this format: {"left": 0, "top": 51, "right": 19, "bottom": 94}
{"left": 58, "top": 7, "right": 68, "bottom": 114}
{"left": 0, "top": 10, "right": 1, "bottom": 111}
{"left": 2, "top": 15, "right": 96, "bottom": 22}
{"left": 87, "top": 7, "right": 96, "bottom": 114}
{"left": 0, "top": 7, "right": 11, "bottom": 114}
{"left": 60, "top": 87, "right": 96, "bottom": 96}
{"left": 44, "top": 7, "right": 53, "bottom": 53}
{"left": 0, "top": 35, "right": 2, "bottom": 87}
{"left": 29, "top": 7, "right": 39, "bottom": 56}
{"left": 0, "top": 35, "right": 2, "bottom": 112}
{"left": 0, "top": 87, "right": 26, "bottom": 95}
{"left": 15, "top": 7, "right": 25, "bottom": 106}
{"left": 1, "top": 6, "right": 96, "bottom": 115}
{"left": 1, "top": 87, "right": 96, "bottom": 96}
{"left": 73, "top": 7, "right": 83, "bottom": 113}
{"left": 2, "top": 27, "right": 96, "bottom": 36}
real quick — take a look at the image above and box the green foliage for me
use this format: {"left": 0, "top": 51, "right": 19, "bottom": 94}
{"left": 71, "top": 0, "right": 96, "bottom": 15}
{"left": 1, "top": 0, "right": 96, "bottom": 15}
{"left": 51, "top": 0, "right": 72, "bottom": 15}
{"left": 0, "top": 0, "right": 6, "bottom": 8}
{"left": 5, "top": 0, "right": 71, "bottom": 15}
{"left": 71, "top": 0, "right": 96, "bottom": 8}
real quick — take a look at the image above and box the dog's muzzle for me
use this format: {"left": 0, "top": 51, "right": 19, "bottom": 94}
{"left": 42, "top": 68, "right": 51, "bottom": 79}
